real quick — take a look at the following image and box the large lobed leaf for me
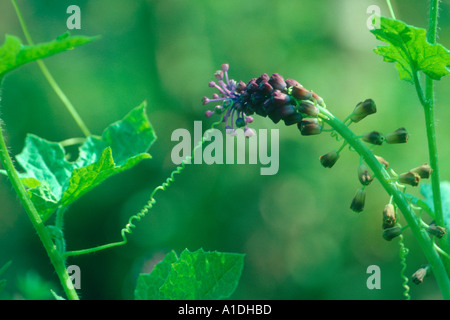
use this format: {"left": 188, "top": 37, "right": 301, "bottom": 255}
{"left": 370, "top": 16, "right": 450, "bottom": 83}
{"left": 10, "top": 101, "right": 156, "bottom": 221}
{"left": 135, "top": 249, "right": 245, "bottom": 300}
{"left": 0, "top": 34, "right": 97, "bottom": 78}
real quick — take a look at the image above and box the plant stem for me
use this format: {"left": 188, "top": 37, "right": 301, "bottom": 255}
{"left": 0, "top": 114, "right": 79, "bottom": 300}
{"left": 318, "top": 106, "right": 450, "bottom": 299}
{"left": 386, "top": 0, "right": 397, "bottom": 19}
{"left": 11, "top": 0, "right": 91, "bottom": 137}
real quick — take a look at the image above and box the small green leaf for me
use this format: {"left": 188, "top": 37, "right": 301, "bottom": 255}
{"left": 135, "top": 249, "right": 245, "bottom": 300}
{"left": 420, "top": 181, "right": 450, "bottom": 228}
{"left": 11, "top": 101, "right": 156, "bottom": 220}
{"left": 371, "top": 17, "right": 450, "bottom": 82}
{"left": 0, "top": 34, "right": 97, "bottom": 77}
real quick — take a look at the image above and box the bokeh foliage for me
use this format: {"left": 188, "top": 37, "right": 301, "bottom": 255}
{"left": 0, "top": 0, "right": 449, "bottom": 299}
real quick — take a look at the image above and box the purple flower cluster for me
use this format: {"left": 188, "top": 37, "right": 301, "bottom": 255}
{"left": 202, "top": 64, "right": 325, "bottom": 137}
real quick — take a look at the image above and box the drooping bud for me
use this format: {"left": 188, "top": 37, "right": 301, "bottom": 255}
{"left": 272, "top": 90, "right": 291, "bottom": 107}
{"left": 350, "top": 188, "right": 366, "bottom": 213}
{"left": 235, "top": 117, "right": 246, "bottom": 128}
{"left": 291, "top": 85, "right": 313, "bottom": 100}
{"left": 398, "top": 171, "right": 420, "bottom": 187}
{"left": 285, "top": 79, "right": 301, "bottom": 87}
{"left": 411, "top": 163, "right": 432, "bottom": 179}
{"left": 374, "top": 155, "right": 389, "bottom": 169}
{"left": 268, "top": 73, "right": 286, "bottom": 91}
{"left": 283, "top": 112, "right": 302, "bottom": 126}
{"left": 362, "top": 131, "right": 385, "bottom": 145}
{"left": 297, "top": 100, "right": 319, "bottom": 117}
{"left": 382, "top": 226, "right": 402, "bottom": 241}
{"left": 350, "top": 99, "right": 377, "bottom": 122}
{"left": 382, "top": 204, "right": 397, "bottom": 229}
{"left": 385, "top": 127, "right": 408, "bottom": 144}
{"left": 412, "top": 266, "right": 429, "bottom": 285}
{"left": 319, "top": 150, "right": 340, "bottom": 168}
{"left": 427, "top": 222, "right": 446, "bottom": 239}
{"left": 357, "top": 163, "right": 373, "bottom": 186}
{"left": 244, "top": 127, "right": 256, "bottom": 138}
{"left": 298, "top": 118, "right": 322, "bottom": 136}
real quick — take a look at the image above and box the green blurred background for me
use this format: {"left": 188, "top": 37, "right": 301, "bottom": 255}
{"left": 0, "top": 0, "right": 449, "bottom": 300}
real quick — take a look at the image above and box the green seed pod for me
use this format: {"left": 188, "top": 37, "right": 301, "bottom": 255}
{"left": 297, "top": 100, "right": 319, "bottom": 117}
{"left": 411, "top": 163, "right": 432, "bottom": 179}
{"left": 350, "top": 99, "right": 377, "bottom": 122}
{"left": 382, "top": 204, "right": 397, "bottom": 229}
{"left": 362, "top": 131, "right": 385, "bottom": 145}
{"left": 319, "top": 150, "right": 340, "bottom": 168}
{"left": 385, "top": 127, "right": 408, "bottom": 144}
{"left": 427, "top": 223, "right": 446, "bottom": 239}
{"left": 382, "top": 226, "right": 402, "bottom": 241}
{"left": 398, "top": 171, "right": 420, "bottom": 187}
{"left": 350, "top": 188, "right": 366, "bottom": 213}
{"left": 358, "top": 163, "right": 373, "bottom": 186}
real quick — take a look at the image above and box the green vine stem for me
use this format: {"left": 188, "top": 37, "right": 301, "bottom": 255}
{"left": 317, "top": 104, "right": 450, "bottom": 299}
{"left": 0, "top": 112, "right": 79, "bottom": 300}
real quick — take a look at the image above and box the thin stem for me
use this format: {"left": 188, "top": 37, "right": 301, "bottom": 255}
{"left": 11, "top": 0, "right": 91, "bottom": 137}
{"left": 386, "top": 0, "right": 397, "bottom": 20}
{"left": 317, "top": 106, "right": 450, "bottom": 299}
{"left": 0, "top": 115, "right": 79, "bottom": 300}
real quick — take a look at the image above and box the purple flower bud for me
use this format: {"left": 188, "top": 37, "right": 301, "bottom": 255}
{"left": 237, "top": 81, "right": 247, "bottom": 92}
{"left": 205, "top": 110, "right": 214, "bottom": 118}
{"left": 319, "top": 150, "right": 340, "bottom": 168}
{"left": 245, "top": 116, "right": 254, "bottom": 124}
{"left": 398, "top": 171, "right": 420, "bottom": 187}
{"left": 259, "top": 80, "right": 273, "bottom": 94}
{"left": 358, "top": 163, "right": 373, "bottom": 186}
{"left": 362, "top": 131, "right": 385, "bottom": 145}
{"left": 285, "top": 79, "right": 301, "bottom": 87}
{"left": 272, "top": 90, "right": 291, "bottom": 107}
{"left": 350, "top": 188, "right": 366, "bottom": 213}
{"left": 246, "top": 78, "right": 259, "bottom": 93}
{"left": 291, "top": 85, "right": 313, "bottom": 100}
{"left": 244, "top": 127, "right": 256, "bottom": 138}
{"left": 256, "top": 73, "right": 269, "bottom": 84}
{"left": 411, "top": 163, "right": 432, "bottom": 179}
{"left": 351, "top": 99, "right": 377, "bottom": 123}
{"left": 209, "top": 81, "right": 217, "bottom": 88}
{"left": 212, "top": 93, "right": 220, "bottom": 99}
{"left": 382, "top": 204, "right": 397, "bottom": 229}
{"left": 382, "top": 226, "right": 402, "bottom": 241}
{"left": 202, "top": 96, "right": 210, "bottom": 105}
{"left": 214, "top": 70, "right": 224, "bottom": 80}
{"left": 385, "top": 127, "right": 408, "bottom": 144}
{"left": 297, "top": 100, "right": 319, "bottom": 117}
{"left": 283, "top": 112, "right": 302, "bottom": 126}
{"left": 268, "top": 73, "right": 286, "bottom": 91}
{"left": 221, "top": 64, "right": 229, "bottom": 72}
{"left": 298, "top": 118, "right": 322, "bottom": 136}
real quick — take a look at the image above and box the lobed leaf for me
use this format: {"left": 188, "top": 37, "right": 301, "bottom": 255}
{"left": 370, "top": 16, "right": 450, "bottom": 83}
{"left": 134, "top": 249, "right": 245, "bottom": 300}
{"left": 6, "top": 101, "right": 156, "bottom": 221}
{"left": 0, "top": 34, "right": 97, "bottom": 78}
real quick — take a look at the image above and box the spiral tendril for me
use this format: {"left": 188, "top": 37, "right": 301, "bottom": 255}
{"left": 398, "top": 234, "right": 411, "bottom": 300}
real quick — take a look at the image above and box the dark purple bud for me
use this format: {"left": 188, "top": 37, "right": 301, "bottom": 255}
{"left": 214, "top": 70, "right": 224, "bottom": 80}
{"left": 382, "top": 226, "right": 402, "bottom": 241}
{"left": 279, "top": 104, "right": 296, "bottom": 118}
{"left": 351, "top": 99, "right": 377, "bottom": 123}
{"left": 205, "top": 110, "right": 213, "bottom": 118}
{"left": 311, "top": 91, "right": 324, "bottom": 106}
{"left": 235, "top": 117, "right": 246, "bottom": 128}
{"left": 259, "top": 80, "right": 273, "bottom": 94}
{"left": 358, "top": 163, "right": 373, "bottom": 186}
{"left": 382, "top": 204, "right": 397, "bottom": 229}
{"left": 297, "top": 118, "right": 322, "bottom": 136}
{"left": 385, "top": 127, "right": 408, "bottom": 144}
{"left": 398, "top": 171, "right": 420, "bottom": 187}
{"left": 319, "top": 150, "right": 340, "bottom": 168}
{"left": 291, "top": 85, "right": 313, "bottom": 100}
{"left": 256, "top": 73, "right": 269, "bottom": 84}
{"left": 283, "top": 112, "right": 302, "bottom": 126}
{"left": 412, "top": 266, "right": 429, "bottom": 285}
{"left": 297, "top": 100, "right": 319, "bottom": 117}
{"left": 411, "top": 163, "right": 432, "bottom": 179}
{"left": 350, "top": 188, "right": 366, "bottom": 213}
{"left": 237, "top": 81, "right": 247, "bottom": 92}
{"left": 267, "top": 110, "right": 282, "bottom": 124}
{"left": 246, "top": 78, "right": 258, "bottom": 92}
{"left": 272, "top": 90, "right": 291, "bottom": 107}
{"left": 285, "top": 79, "right": 301, "bottom": 87}
{"left": 268, "top": 73, "right": 287, "bottom": 91}
{"left": 362, "top": 131, "right": 385, "bottom": 145}
{"left": 221, "top": 64, "right": 229, "bottom": 72}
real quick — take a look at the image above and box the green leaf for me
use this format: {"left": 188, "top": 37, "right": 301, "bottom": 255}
{"left": 370, "top": 16, "right": 450, "bottom": 83}
{"left": 11, "top": 101, "right": 156, "bottom": 220}
{"left": 0, "top": 34, "right": 97, "bottom": 78}
{"left": 135, "top": 249, "right": 245, "bottom": 300}
{"left": 420, "top": 181, "right": 450, "bottom": 228}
